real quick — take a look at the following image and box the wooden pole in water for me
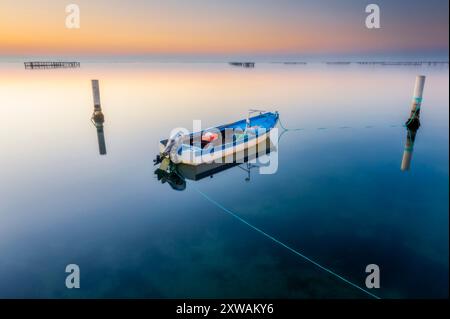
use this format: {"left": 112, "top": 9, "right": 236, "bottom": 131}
{"left": 406, "top": 75, "right": 426, "bottom": 129}
{"left": 91, "top": 79, "right": 101, "bottom": 110}
{"left": 91, "top": 79, "right": 106, "bottom": 155}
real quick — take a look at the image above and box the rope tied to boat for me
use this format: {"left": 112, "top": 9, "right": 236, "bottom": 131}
{"left": 185, "top": 111, "right": 420, "bottom": 299}
{"left": 192, "top": 184, "right": 381, "bottom": 299}
{"left": 278, "top": 117, "right": 304, "bottom": 132}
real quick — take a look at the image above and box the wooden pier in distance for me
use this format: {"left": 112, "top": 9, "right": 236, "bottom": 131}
{"left": 24, "top": 61, "right": 80, "bottom": 69}
{"left": 229, "top": 62, "right": 255, "bottom": 68}
{"left": 283, "top": 62, "right": 307, "bottom": 65}
{"left": 326, "top": 62, "right": 352, "bottom": 65}
{"left": 356, "top": 61, "right": 449, "bottom": 66}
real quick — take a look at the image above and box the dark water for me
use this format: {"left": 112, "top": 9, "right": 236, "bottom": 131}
{"left": 0, "top": 62, "right": 448, "bottom": 298}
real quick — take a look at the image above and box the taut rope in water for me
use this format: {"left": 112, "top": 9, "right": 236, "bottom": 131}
{"left": 278, "top": 117, "right": 305, "bottom": 132}
{"left": 192, "top": 184, "right": 381, "bottom": 299}
{"left": 278, "top": 116, "right": 407, "bottom": 132}
{"left": 188, "top": 112, "right": 415, "bottom": 299}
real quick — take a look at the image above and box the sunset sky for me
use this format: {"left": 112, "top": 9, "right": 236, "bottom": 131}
{"left": 0, "top": 0, "right": 448, "bottom": 58}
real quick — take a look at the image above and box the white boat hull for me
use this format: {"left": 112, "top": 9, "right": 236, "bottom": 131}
{"left": 159, "top": 131, "right": 271, "bottom": 166}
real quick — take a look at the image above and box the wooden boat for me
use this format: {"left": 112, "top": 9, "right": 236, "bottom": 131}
{"left": 176, "top": 137, "right": 276, "bottom": 180}
{"left": 158, "top": 111, "right": 279, "bottom": 166}
{"left": 155, "top": 137, "right": 277, "bottom": 191}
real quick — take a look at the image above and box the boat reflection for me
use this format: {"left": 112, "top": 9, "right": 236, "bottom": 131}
{"left": 91, "top": 106, "right": 107, "bottom": 155}
{"left": 155, "top": 138, "right": 276, "bottom": 191}
{"left": 401, "top": 128, "right": 419, "bottom": 171}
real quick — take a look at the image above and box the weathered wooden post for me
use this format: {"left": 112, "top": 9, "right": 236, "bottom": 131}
{"left": 91, "top": 80, "right": 106, "bottom": 155}
{"left": 92, "top": 80, "right": 101, "bottom": 110}
{"left": 406, "top": 75, "right": 426, "bottom": 130}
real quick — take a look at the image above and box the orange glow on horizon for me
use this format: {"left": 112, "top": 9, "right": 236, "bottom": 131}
{"left": 0, "top": 1, "right": 447, "bottom": 56}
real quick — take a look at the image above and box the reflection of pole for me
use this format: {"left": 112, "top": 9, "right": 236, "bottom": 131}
{"left": 401, "top": 129, "right": 417, "bottom": 171}
{"left": 406, "top": 75, "right": 426, "bottom": 130}
{"left": 245, "top": 163, "right": 251, "bottom": 182}
{"left": 93, "top": 113, "right": 106, "bottom": 155}
{"left": 91, "top": 80, "right": 107, "bottom": 155}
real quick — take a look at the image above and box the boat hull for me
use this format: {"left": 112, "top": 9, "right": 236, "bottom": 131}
{"left": 176, "top": 137, "right": 277, "bottom": 179}
{"left": 158, "top": 112, "right": 278, "bottom": 166}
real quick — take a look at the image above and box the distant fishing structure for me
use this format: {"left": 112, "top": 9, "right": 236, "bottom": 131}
{"left": 229, "top": 62, "right": 255, "bottom": 68}
{"left": 356, "top": 61, "right": 448, "bottom": 66}
{"left": 326, "top": 61, "right": 351, "bottom": 65}
{"left": 282, "top": 62, "right": 307, "bottom": 65}
{"left": 24, "top": 61, "right": 80, "bottom": 69}
{"left": 225, "top": 61, "right": 448, "bottom": 69}
{"left": 91, "top": 79, "right": 107, "bottom": 155}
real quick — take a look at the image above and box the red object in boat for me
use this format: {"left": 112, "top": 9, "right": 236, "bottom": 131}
{"left": 202, "top": 132, "right": 219, "bottom": 142}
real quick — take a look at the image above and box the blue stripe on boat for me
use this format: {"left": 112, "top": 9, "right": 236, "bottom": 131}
{"left": 161, "top": 112, "right": 279, "bottom": 160}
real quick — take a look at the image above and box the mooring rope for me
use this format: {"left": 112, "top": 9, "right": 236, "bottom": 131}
{"left": 278, "top": 117, "right": 406, "bottom": 132}
{"left": 185, "top": 111, "right": 416, "bottom": 298}
{"left": 192, "top": 185, "right": 381, "bottom": 299}
{"left": 278, "top": 117, "right": 305, "bottom": 132}
{"left": 277, "top": 101, "right": 420, "bottom": 132}
{"left": 277, "top": 116, "right": 402, "bottom": 142}
{"left": 253, "top": 112, "right": 403, "bottom": 146}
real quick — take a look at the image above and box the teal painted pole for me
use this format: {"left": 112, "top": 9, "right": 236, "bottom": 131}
{"left": 406, "top": 75, "right": 426, "bottom": 129}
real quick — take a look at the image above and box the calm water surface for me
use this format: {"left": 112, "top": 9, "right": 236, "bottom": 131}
{"left": 0, "top": 62, "right": 448, "bottom": 298}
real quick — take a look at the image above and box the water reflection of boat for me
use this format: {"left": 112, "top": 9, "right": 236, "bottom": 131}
{"left": 155, "top": 138, "right": 276, "bottom": 191}
{"left": 154, "top": 167, "right": 187, "bottom": 191}
{"left": 156, "top": 111, "right": 278, "bottom": 166}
